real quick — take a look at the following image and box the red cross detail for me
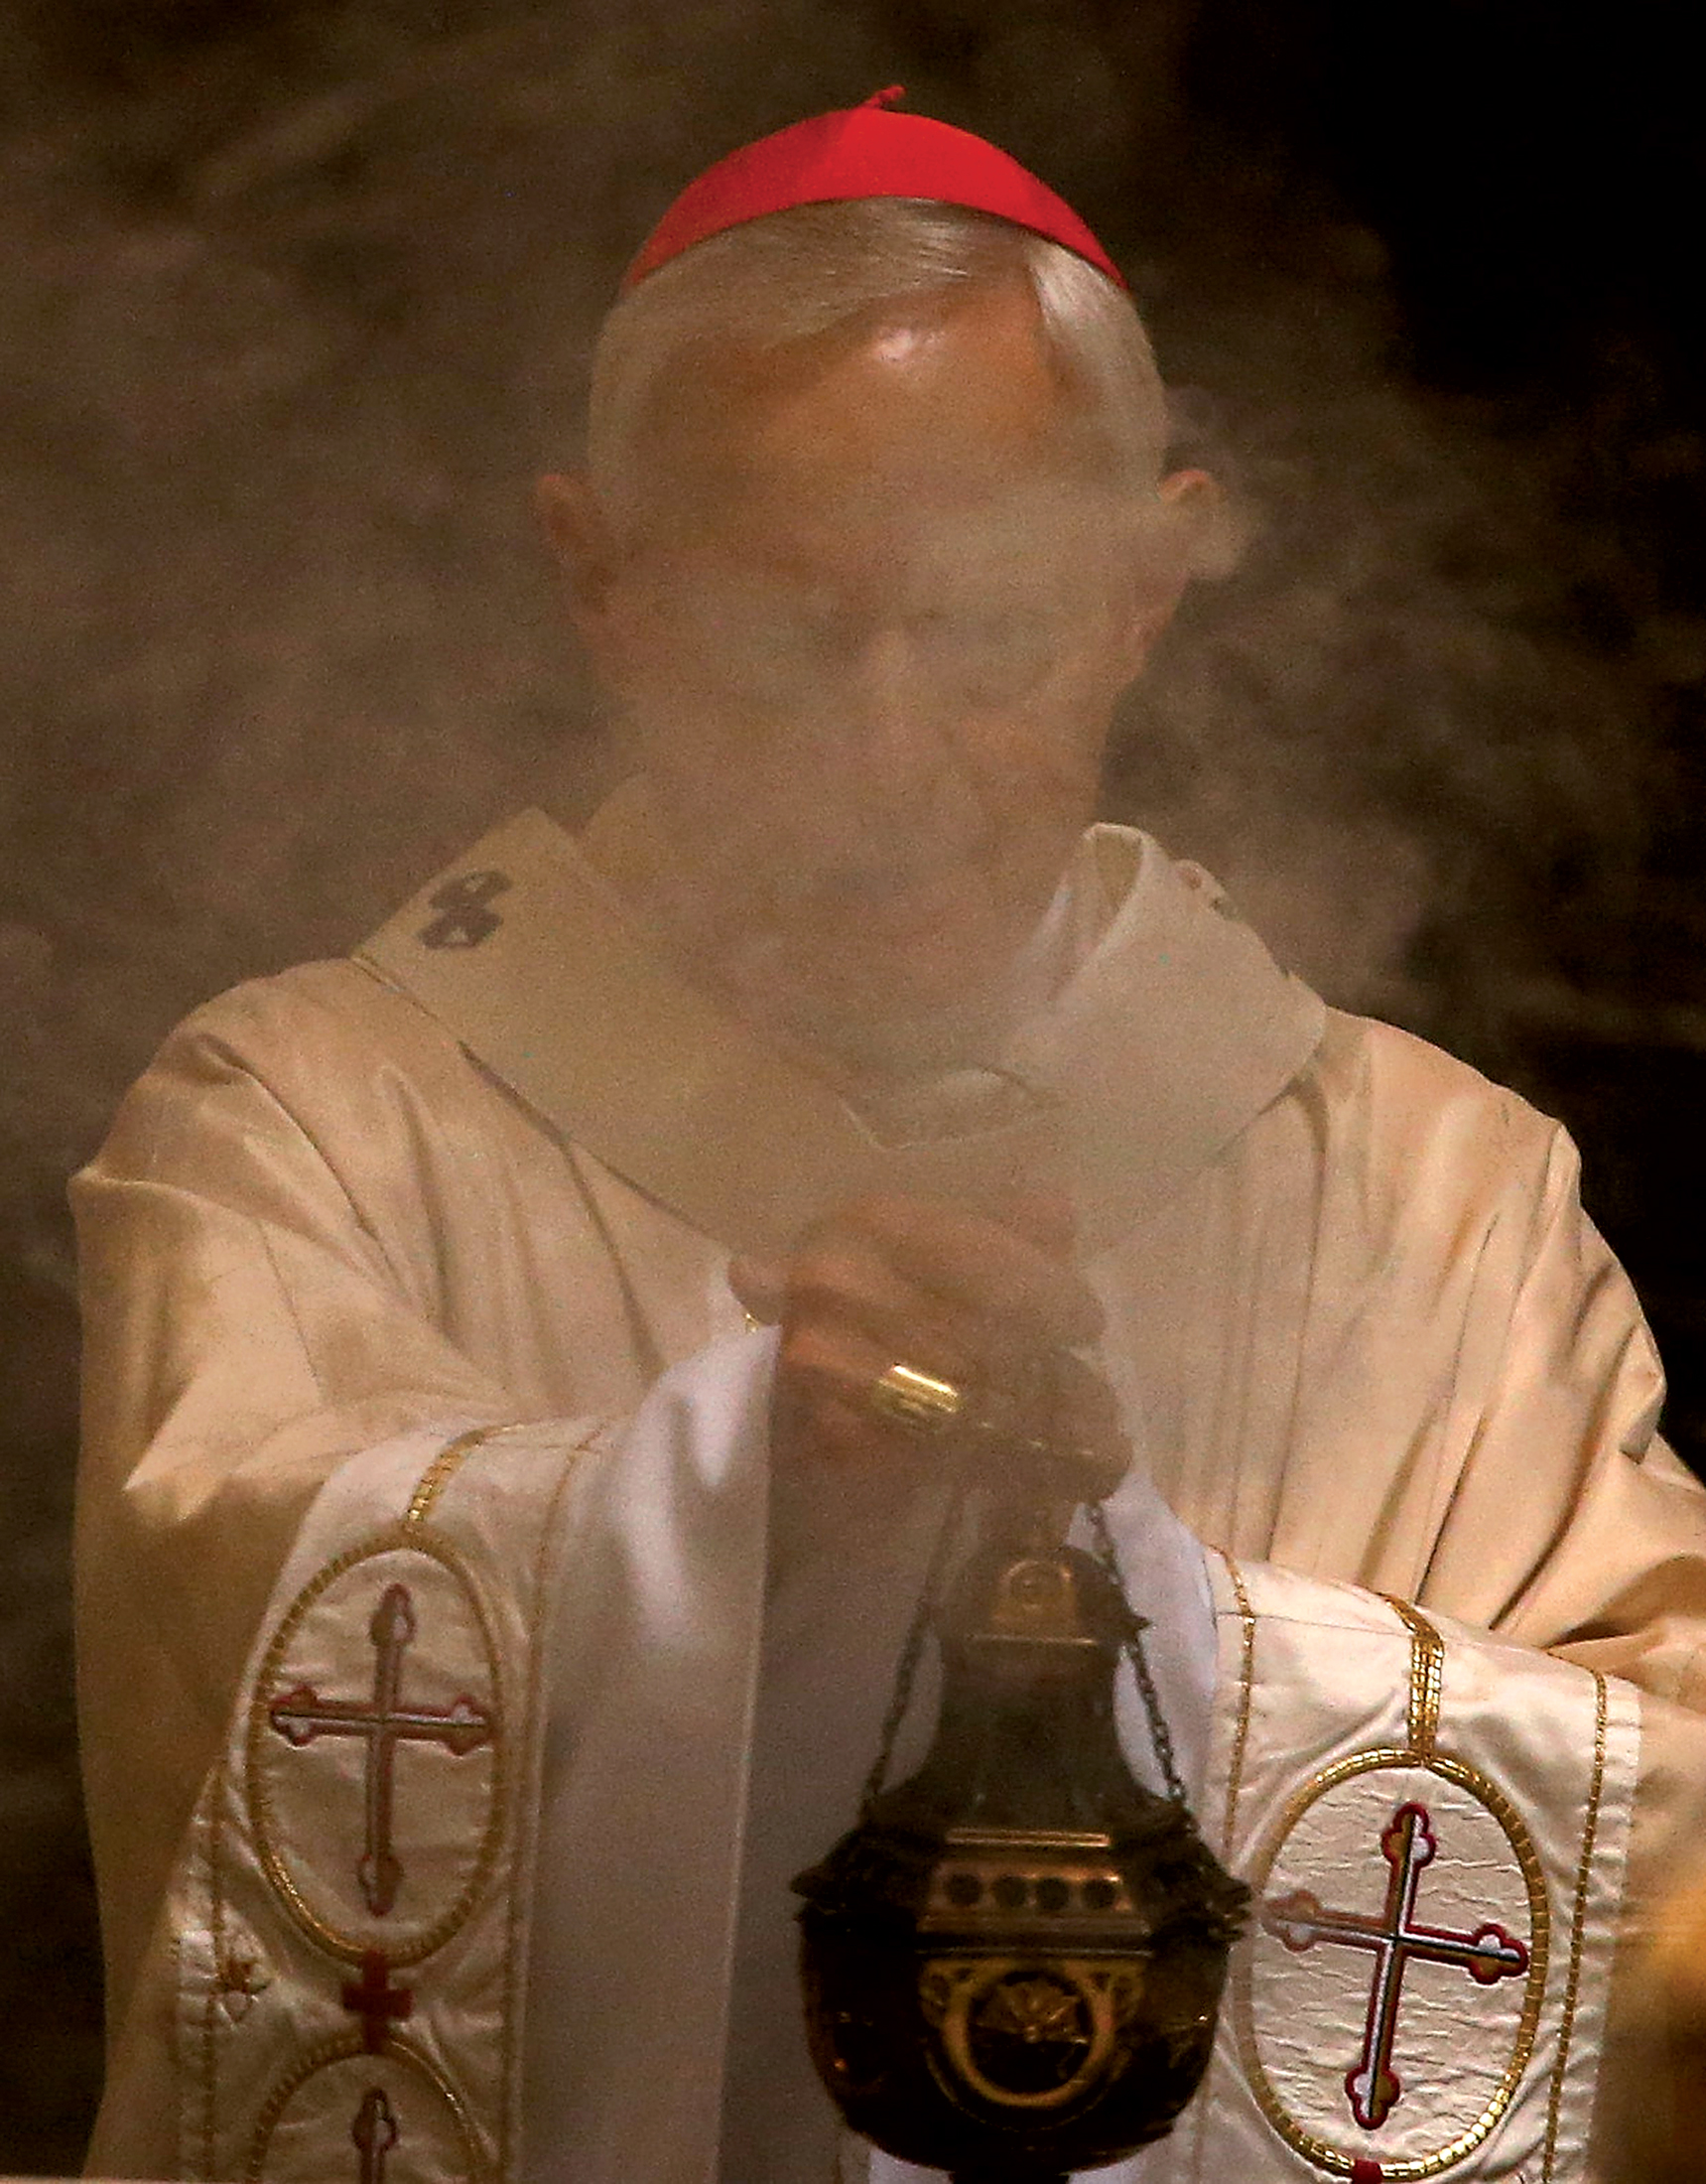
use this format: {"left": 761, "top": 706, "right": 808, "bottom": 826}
{"left": 350, "top": 2086, "right": 398, "bottom": 2184}
{"left": 1262, "top": 1801, "right": 1529, "bottom": 2130}
{"left": 269, "top": 1581, "right": 494, "bottom": 1915}
{"left": 341, "top": 1951, "right": 414, "bottom": 2053}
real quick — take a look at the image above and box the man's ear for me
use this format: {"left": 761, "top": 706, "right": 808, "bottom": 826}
{"left": 535, "top": 473, "right": 625, "bottom": 651}
{"left": 1115, "top": 467, "right": 1220, "bottom": 676}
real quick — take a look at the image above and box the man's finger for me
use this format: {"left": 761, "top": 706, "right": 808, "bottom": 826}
{"left": 727, "top": 1254, "right": 787, "bottom": 1322}
{"left": 996, "top": 1185, "right": 1078, "bottom": 1260}
{"left": 1051, "top": 1351, "right": 1131, "bottom": 1497}
{"left": 837, "top": 1194, "right": 1104, "bottom": 1349}
{"left": 783, "top": 1232, "right": 996, "bottom": 1375}
{"left": 779, "top": 1319, "right": 974, "bottom": 1427}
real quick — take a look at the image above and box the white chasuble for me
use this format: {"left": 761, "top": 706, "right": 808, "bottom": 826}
{"left": 73, "top": 788, "right": 1706, "bottom": 2182}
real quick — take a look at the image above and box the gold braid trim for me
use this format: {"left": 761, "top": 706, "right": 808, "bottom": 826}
{"left": 1217, "top": 1552, "right": 1258, "bottom": 1852}
{"left": 1382, "top": 1592, "right": 1446, "bottom": 1760}
{"left": 1540, "top": 1668, "right": 1610, "bottom": 2180}
{"left": 496, "top": 1436, "right": 601, "bottom": 2179}
{"left": 406, "top": 1425, "right": 507, "bottom": 1527}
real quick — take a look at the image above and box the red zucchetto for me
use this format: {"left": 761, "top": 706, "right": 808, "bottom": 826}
{"left": 622, "top": 86, "right": 1125, "bottom": 291}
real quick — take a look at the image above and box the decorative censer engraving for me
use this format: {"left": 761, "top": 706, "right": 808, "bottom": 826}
{"left": 795, "top": 1457, "right": 1247, "bottom": 2183}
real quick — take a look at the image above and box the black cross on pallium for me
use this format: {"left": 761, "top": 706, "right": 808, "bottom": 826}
{"left": 1262, "top": 1800, "right": 1528, "bottom": 2130}
{"left": 269, "top": 1581, "right": 495, "bottom": 1915}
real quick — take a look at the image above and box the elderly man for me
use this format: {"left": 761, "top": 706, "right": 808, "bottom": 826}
{"left": 74, "top": 96, "right": 1706, "bottom": 2184}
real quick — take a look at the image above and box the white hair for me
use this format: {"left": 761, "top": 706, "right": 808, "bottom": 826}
{"left": 586, "top": 198, "right": 1172, "bottom": 537}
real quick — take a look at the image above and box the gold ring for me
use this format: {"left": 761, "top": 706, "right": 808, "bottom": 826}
{"left": 869, "top": 1361, "right": 967, "bottom": 1435}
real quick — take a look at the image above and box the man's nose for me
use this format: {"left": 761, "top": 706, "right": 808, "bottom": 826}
{"left": 798, "top": 626, "right": 965, "bottom": 849}
{"left": 830, "top": 624, "right": 949, "bottom": 772}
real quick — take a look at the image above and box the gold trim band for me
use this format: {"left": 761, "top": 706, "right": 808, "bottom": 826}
{"left": 407, "top": 1426, "right": 506, "bottom": 1527}
{"left": 1540, "top": 1668, "right": 1609, "bottom": 2180}
{"left": 1217, "top": 1552, "right": 1257, "bottom": 1852}
{"left": 497, "top": 1441, "right": 592, "bottom": 2179}
{"left": 1383, "top": 1594, "right": 1446, "bottom": 1761}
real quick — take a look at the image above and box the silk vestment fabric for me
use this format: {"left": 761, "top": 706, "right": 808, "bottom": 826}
{"left": 72, "top": 794, "right": 1706, "bottom": 2176}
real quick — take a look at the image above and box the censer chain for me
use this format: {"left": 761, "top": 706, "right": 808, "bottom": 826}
{"left": 858, "top": 1469, "right": 1189, "bottom": 1814}
{"left": 1086, "top": 1500, "right": 1188, "bottom": 1805}
{"left": 858, "top": 1451, "right": 978, "bottom": 1818}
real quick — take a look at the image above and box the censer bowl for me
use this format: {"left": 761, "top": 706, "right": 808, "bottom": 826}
{"left": 795, "top": 1524, "right": 1247, "bottom": 2179}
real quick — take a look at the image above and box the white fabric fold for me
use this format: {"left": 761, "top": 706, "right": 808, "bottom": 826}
{"left": 520, "top": 1329, "right": 1218, "bottom": 2184}
{"left": 522, "top": 1334, "right": 772, "bottom": 2184}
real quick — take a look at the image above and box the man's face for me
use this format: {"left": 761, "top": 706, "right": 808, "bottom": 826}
{"left": 551, "top": 279, "right": 1179, "bottom": 1035}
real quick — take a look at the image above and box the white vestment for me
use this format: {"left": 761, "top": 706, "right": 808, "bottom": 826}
{"left": 72, "top": 786, "right": 1706, "bottom": 2183}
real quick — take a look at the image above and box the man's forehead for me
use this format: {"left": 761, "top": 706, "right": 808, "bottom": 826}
{"left": 757, "top": 310, "right": 1054, "bottom": 463}
{"left": 740, "top": 278, "right": 1067, "bottom": 451}
{"left": 636, "top": 279, "right": 1097, "bottom": 532}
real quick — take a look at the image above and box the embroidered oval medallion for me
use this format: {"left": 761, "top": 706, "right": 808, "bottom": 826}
{"left": 246, "top": 1530, "right": 504, "bottom": 1964}
{"left": 1234, "top": 1753, "right": 1548, "bottom": 2179}
{"left": 246, "top": 2034, "right": 485, "bottom": 2184}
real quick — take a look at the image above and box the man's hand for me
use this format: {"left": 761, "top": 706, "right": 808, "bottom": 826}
{"left": 729, "top": 1190, "right": 1128, "bottom": 1490}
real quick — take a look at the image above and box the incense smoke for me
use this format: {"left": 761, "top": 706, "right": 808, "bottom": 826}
{"left": 0, "top": 1, "right": 1685, "bottom": 2165}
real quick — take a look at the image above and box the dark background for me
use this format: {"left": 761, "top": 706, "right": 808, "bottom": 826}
{"left": 2, "top": 1, "right": 1701, "bottom": 2168}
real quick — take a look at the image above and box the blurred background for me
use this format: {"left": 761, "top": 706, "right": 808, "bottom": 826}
{"left": 2, "top": 0, "right": 1701, "bottom": 2165}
